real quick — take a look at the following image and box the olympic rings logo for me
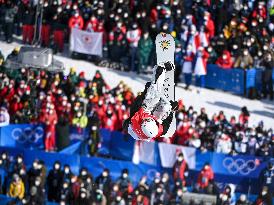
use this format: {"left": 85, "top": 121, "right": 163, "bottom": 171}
{"left": 222, "top": 157, "right": 257, "bottom": 175}
{"left": 146, "top": 169, "right": 159, "bottom": 181}
{"left": 11, "top": 126, "right": 44, "bottom": 144}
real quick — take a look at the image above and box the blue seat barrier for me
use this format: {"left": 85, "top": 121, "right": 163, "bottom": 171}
{"left": 205, "top": 64, "right": 245, "bottom": 95}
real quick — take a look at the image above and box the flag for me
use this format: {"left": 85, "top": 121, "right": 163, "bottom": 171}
{"left": 70, "top": 28, "right": 103, "bottom": 56}
{"left": 132, "top": 141, "right": 157, "bottom": 165}
{"left": 158, "top": 143, "right": 196, "bottom": 169}
{"left": 132, "top": 141, "right": 140, "bottom": 164}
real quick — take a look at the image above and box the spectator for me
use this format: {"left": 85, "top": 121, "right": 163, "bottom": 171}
{"left": 55, "top": 111, "right": 70, "bottom": 151}
{"left": 253, "top": 186, "right": 273, "bottom": 205}
{"left": 137, "top": 31, "right": 153, "bottom": 74}
{"left": 260, "top": 52, "right": 274, "bottom": 100}
{"left": 8, "top": 174, "right": 25, "bottom": 200}
{"left": 234, "top": 49, "right": 254, "bottom": 69}
{"left": 236, "top": 194, "right": 250, "bottom": 205}
{"left": 126, "top": 23, "right": 141, "bottom": 72}
{"left": 46, "top": 161, "right": 63, "bottom": 202}
{"left": 20, "top": 2, "right": 35, "bottom": 44}
{"left": 0, "top": 107, "right": 10, "bottom": 127}
{"left": 182, "top": 44, "right": 195, "bottom": 90}
{"left": 172, "top": 152, "right": 189, "bottom": 186}
{"left": 3, "top": 0, "right": 17, "bottom": 43}
{"left": 194, "top": 46, "right": 209, "bottom": 89}
{"left": 52, "top": 7, "right": 66, "bottom": 53}
{"left": 41, "top": 1, "right": 52, "bottom": 47}
{"left": 116, "top": 169, "right": 133, "bottom": 201}
{"left": 239, "top": 106, "right": 250, "bottom": 125}
{"left": 216, "top": 50, "right": 233, "bottom": 69}
{"left": 215, "top": 133, "right": 232, "bottom": 154}
{"left": 93, "top": 189, "right": 107, "bottom": 205}
{"left": 95, "top": 169, "right": 112, "bottom": 198}
{"left": 196, "top": 163, "right": 214, "bottom": 192}
{"left": 259, "top": 162, "right": 273, "bottom": 191}
{"left": 69, "top": 10, "right": 84, "bottom": 30}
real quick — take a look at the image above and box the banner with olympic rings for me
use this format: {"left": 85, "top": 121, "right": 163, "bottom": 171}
{"left": 211, "top": 153, "right": 264, "bottom": 178}
{"left": 0, "top": 124, "right": 45, "bottom": 149}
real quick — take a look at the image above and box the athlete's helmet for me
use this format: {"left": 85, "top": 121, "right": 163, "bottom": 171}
{"left": 141, "top": 118, "right": 159, "bottom": 139}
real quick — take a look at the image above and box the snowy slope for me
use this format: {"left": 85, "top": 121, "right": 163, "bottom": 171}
{"left": 0, "top": 41, "right": 273, "bottom": 129}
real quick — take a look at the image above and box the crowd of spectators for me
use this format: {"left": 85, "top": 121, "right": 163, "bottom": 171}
{"left": 0, "top": 151, "right": 273, "bottom": 205}
{"left": 0, "top": 47, "right": 273, "bottom": 156}
{"left": 0, "top": 0, "right": 273, "bottom": 97}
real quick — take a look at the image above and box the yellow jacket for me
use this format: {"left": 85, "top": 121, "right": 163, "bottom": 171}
{"left": 72, "top": 115, "right": 88, "bottom": 128}
{"left": 8, "top": 180, "right": 25, "bottom": 199}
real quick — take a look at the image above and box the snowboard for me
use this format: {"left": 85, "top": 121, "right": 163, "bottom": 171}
{"left": 155, "top": 33, "right": 176, "bottom": 138}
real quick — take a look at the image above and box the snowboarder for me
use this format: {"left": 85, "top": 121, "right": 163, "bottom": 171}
{"left": 123, "top": 61, "right": 178, "bottom": 141}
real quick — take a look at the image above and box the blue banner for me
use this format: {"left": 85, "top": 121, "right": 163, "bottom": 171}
{"left": 0, "top": 124, "right": 44, "bottom": 149}
{"left": 205, "top": 64, "right": 245, "bottom": 94}
{"left": 109, "top": 131, "right": 135, "bottom": 161}
{"left": 246, "top": 68, "right": 256, "bottom": 88}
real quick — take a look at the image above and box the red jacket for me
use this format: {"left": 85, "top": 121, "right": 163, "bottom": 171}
{"left": 205, "top": 18, "right": 215, "bottom": 38}
{"left": 9, "top": 101, "right": 23, "bottom": 115}
{"left": 69, "top": 15, "right": 84, "bottom": 30}
{"left": 173, "top": 159, "right": 188, "bottom": 184}
{"left": 216, "top": 50, "right": 233, "bottom": 69}
{"left": 132, "top": 195, "right": 149, "bottom": 205}
{"left": 85, "top": 18, "right": 98, "bottom": 31}
{"left": 131, "top": 108, "right": 163, "bottom": 140}
{"left": 197, "top": 167, "right": 214, "bottom": 188}
{"left": 175, "top": 122, "right": 191, "bottom": 145}
{"left": 103, "top": 113, "right": 117, "bottom": 131}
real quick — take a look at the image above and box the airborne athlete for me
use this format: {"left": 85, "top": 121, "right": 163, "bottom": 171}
{"left": 123, "top": 33, "right": 178, "bottom": 141}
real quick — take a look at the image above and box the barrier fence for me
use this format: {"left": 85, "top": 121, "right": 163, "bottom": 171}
{"left": 204, "top": 64, "right": 274, "bottom": 95}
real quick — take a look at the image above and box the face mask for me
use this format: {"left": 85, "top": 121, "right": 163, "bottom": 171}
{"left": 35, "top": 180, "right": 40, "bottom": 186}
{"left": 17, "top": 158, "right": 23, "bottom": 163}
{"left": 102, "top": 172, "right": 108, "bottom": 177}
{"left": 2, "top": 154, "right": 7, "bottom": 160}
{"left": 87, "top": 178, "right": 91, "bottom": 183}
{"left": 122, "top": 173, "right": 128, "bottom": 178}
{"left": 223, "top": 55, "right": 227, "bottom": 60}
{"left": 162, "top": 177, "right": 167, "bottom": 183}
{"left": 64, "top": 168, "right": 70, "bottom": 174}
{"left": 54, "top": 164, "right": 60, "bottom": 170}
{"left": 178, "top": 156, "right": 183, "bottom": 161}
{"left": 156, "top": 188, "right": 162, "bottom": 193}
{"left": 243, "top": 51, "right": 248, "bottom": 55}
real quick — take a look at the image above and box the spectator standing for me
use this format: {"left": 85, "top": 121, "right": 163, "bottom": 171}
{"left": 68, "top": 10, "right": 84, "bottom": 30}
{"left": 0, "top": 107, "right": 10, "bottom": 127}
{"left": 41, "top": 1, "right": 52, "bottom": 47}
{"left": 46, "top": 161, "right": 63, "bottom": 202}
{"left": 137, "top": 32, "right": 153, "bottom": 74}
{"left": 3, "top": 0, "right": 17, "bottom": 43}
{"left": 20, "top": 2, "right": 35, "bottom": 44}
{"left": 126, "top": 23, "right": 141, "bottom": 72}
{"left": 172, "top": 152, "right": 189, "bottom": 186}
{"left": 260, "top": 52, "right": 274, "bottom": 100}
{"left": 52, "top": 7, "right": 66, "bottom": 53}
{"left": 182, "top": 45, "right": 195, "bottom": 90}
{"left": 194, "top": 46, "right": 209, "bottom": 89}
{"left": 8, "top": 174, "right": 25, "bottom": 200}
{"left": 196, "top": 163, "right": 214, "bottom": 192}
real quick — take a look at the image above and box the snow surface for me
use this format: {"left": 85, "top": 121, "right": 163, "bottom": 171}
{"left": 0, "top": 41, "right": 273, "bottom": 129}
